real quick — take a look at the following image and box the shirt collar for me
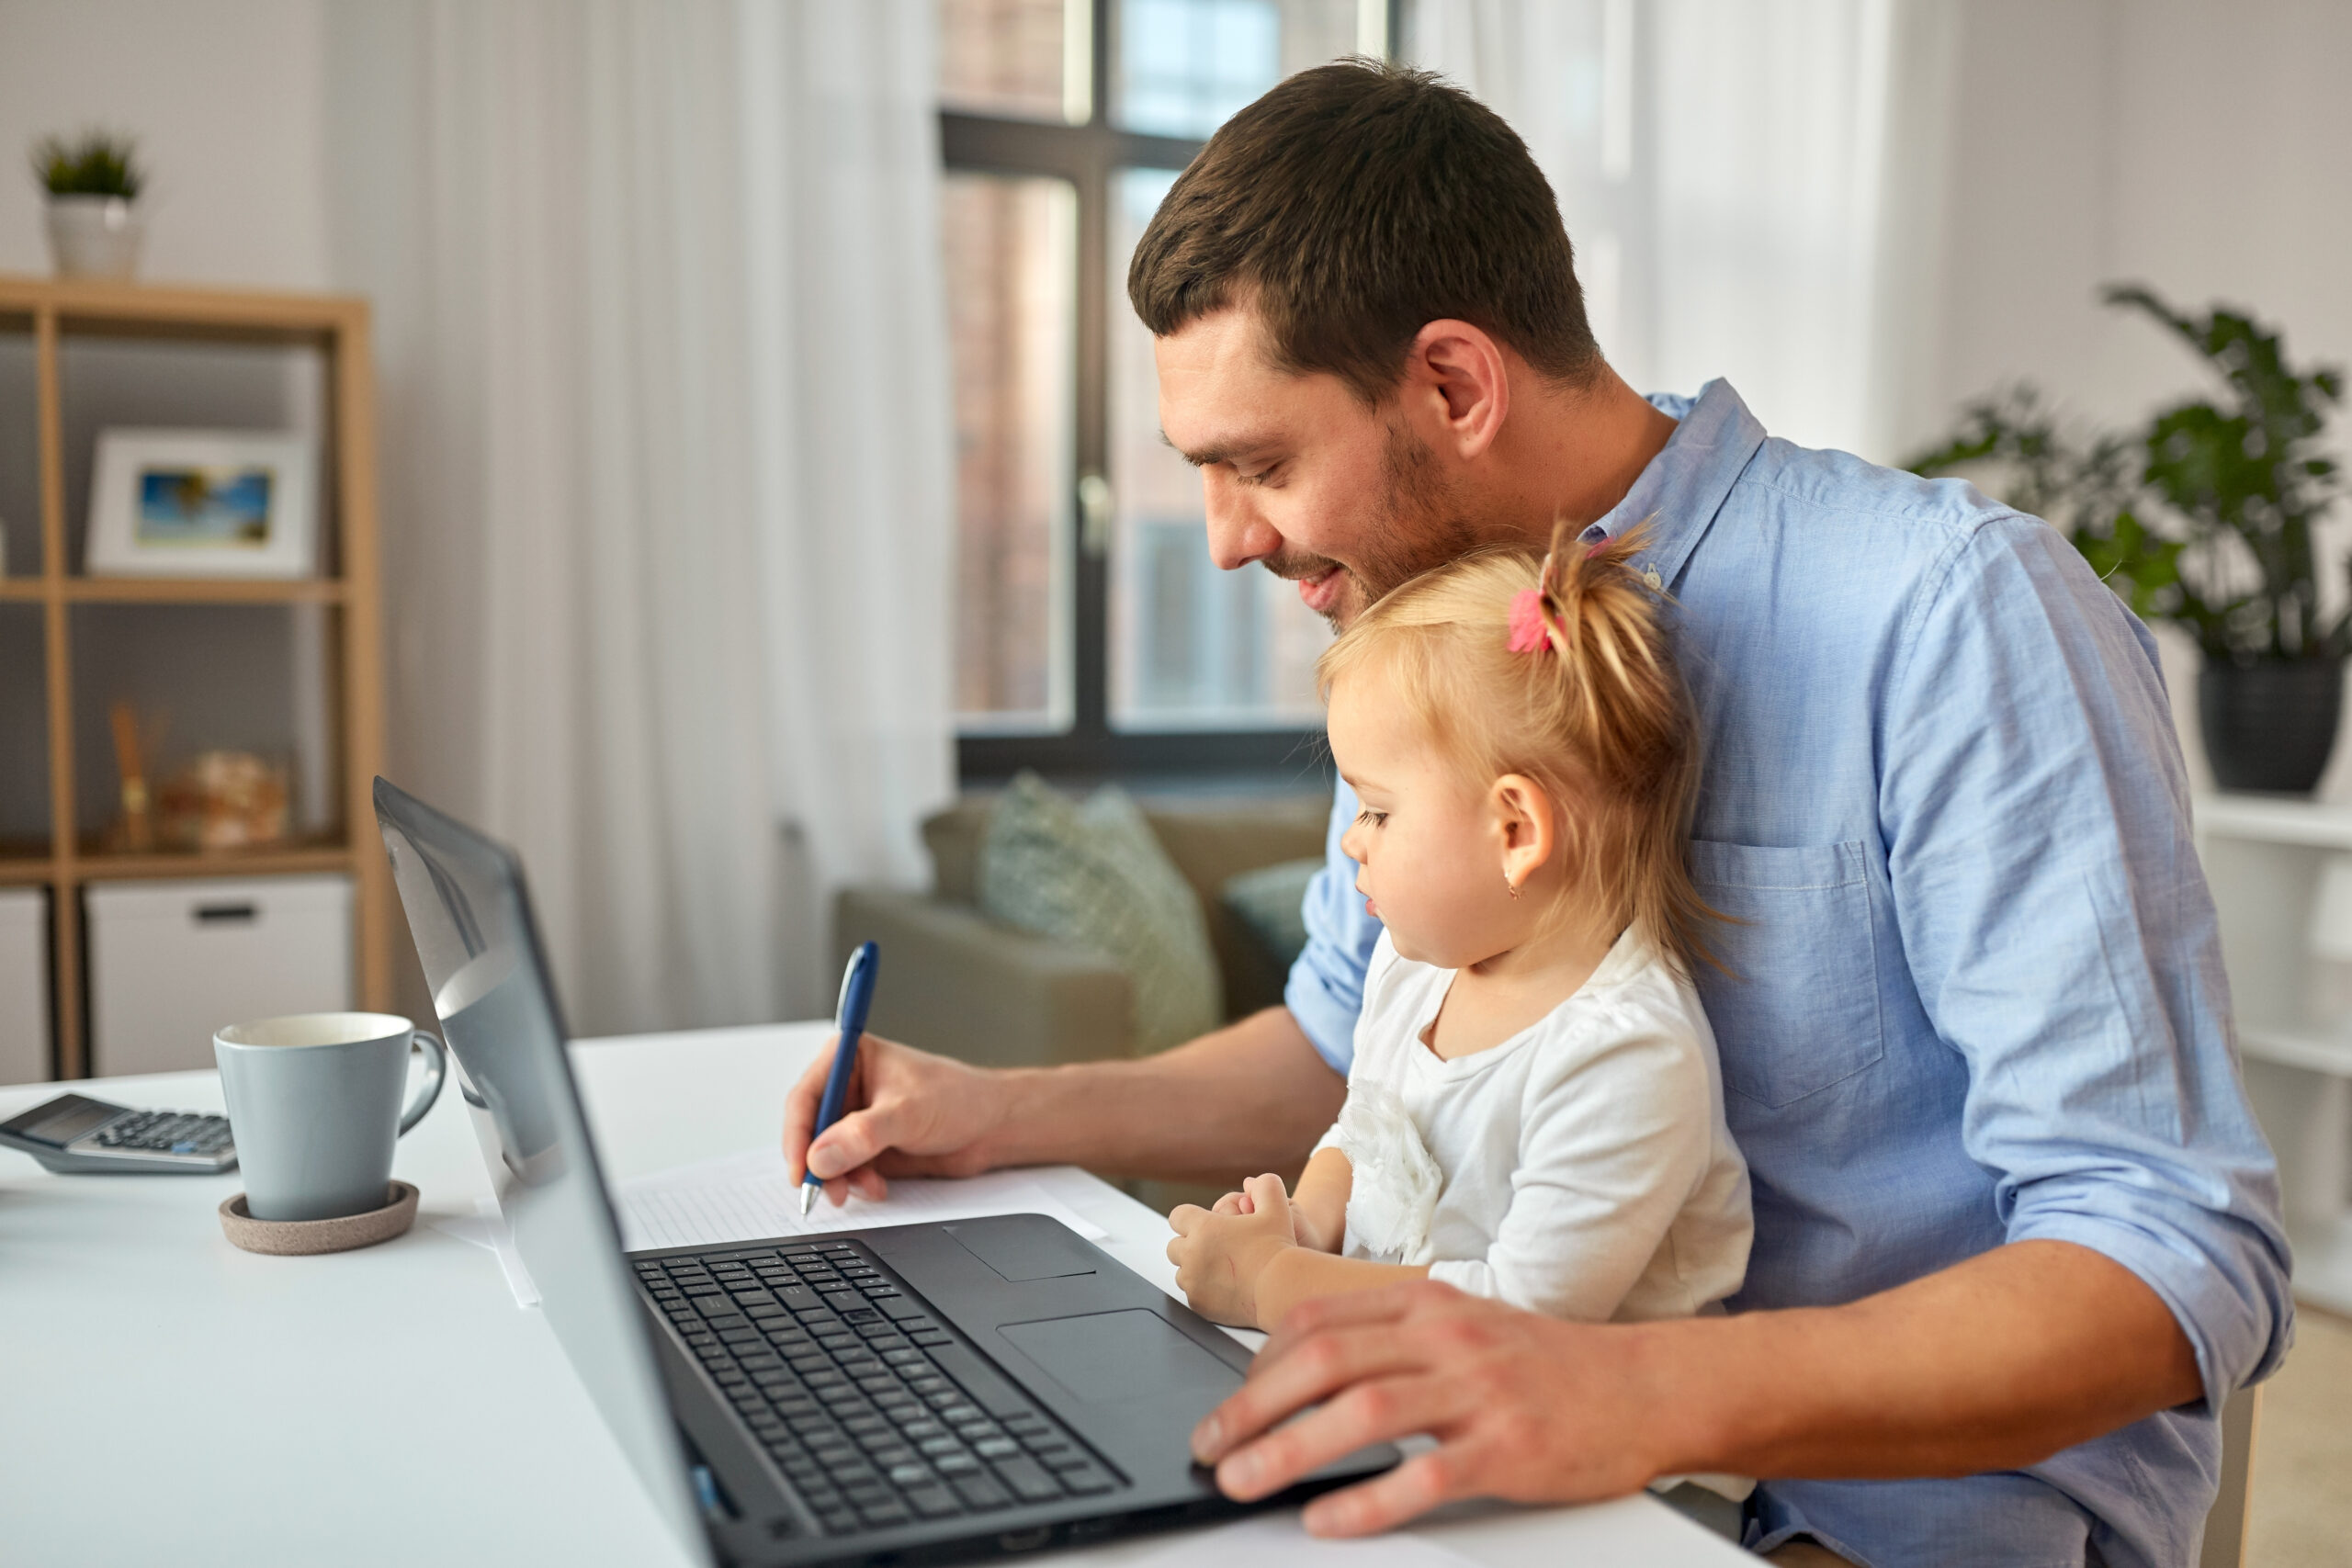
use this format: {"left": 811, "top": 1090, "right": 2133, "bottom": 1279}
{"left": 1578, "top": 378, "right": 1768, "bottom": 592}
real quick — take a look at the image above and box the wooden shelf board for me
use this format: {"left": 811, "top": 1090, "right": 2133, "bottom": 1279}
{"left": 0, "top": 847, "right": 361, "bottom": 886}
{"left": 0, "top": 273, "right": 361, "bottom": 341}
{"left": 1, "top": 578, "right": 343, "bottom": 604}
{"left": 2195, "top": 793, "right": 2352, "bottom": 851}
{"left": 62, "top": 577, "right": 345, "bottom": 604}
{"left": 73, "top": 846, "right": 356, "bottom": 883}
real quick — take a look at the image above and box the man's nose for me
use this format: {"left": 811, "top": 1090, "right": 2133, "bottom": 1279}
{"left": 1202, "top": 471, "right": 1283, "bottom": 572}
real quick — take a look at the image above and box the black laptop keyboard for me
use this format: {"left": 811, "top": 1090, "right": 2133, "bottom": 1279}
{"left": 635, "top": 1239, "right": 1123, "bottom": 1537}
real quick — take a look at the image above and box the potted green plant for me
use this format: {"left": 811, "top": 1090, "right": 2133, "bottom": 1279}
{"left": 31, "top": 130, "right": 147, "bottom": 280}
{"left": 1909, "top": 285, "right": 2345, "bottom": 794}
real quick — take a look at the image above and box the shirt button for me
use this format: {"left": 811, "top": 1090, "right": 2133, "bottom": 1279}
{"left": 1643, "top": 567, "right": 1664, "bottom": 591}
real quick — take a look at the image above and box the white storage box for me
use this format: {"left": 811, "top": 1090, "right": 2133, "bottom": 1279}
{"left": 0, "top": 888, "right": 50, "bottom": 1085}
{"left": 86, "top": 874, "right": 353, "bottom": 1077}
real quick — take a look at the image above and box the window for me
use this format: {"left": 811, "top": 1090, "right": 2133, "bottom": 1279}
{"left": 940, "top": 0, "right": 1385, "bottom": 779}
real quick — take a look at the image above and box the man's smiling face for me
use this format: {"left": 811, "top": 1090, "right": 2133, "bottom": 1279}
{"left": 1154, "top": 303, "right": 1482, "bottom": 630}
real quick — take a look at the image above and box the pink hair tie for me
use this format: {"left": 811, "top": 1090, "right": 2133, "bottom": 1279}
{"left": 1507, "top": 587, "right": 1551, "bottom": 653}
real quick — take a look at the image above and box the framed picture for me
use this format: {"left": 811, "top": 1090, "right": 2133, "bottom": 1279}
{"left": 86, "top": 428, "right": 318, "bottom": 578}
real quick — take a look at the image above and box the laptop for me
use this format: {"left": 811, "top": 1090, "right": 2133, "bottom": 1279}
{"left": 372, "top": 777, "right": 1396, "bottom": 1565}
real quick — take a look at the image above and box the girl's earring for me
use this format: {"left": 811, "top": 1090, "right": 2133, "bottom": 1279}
{"left": 1504, "top": 874, "right": 1521, "bottom": 900}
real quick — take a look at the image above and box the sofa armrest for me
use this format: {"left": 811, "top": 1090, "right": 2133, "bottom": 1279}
{"left": 831, "top": 888, "right": 1134, "bottom": 1071}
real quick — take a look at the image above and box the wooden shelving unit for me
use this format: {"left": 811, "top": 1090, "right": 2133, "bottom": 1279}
{"left": 0, "top": 273, "right": 390, "bottom": 1077}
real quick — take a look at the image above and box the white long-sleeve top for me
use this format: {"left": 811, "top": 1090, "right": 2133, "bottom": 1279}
{"left": 1314, "top": 927, "right": 1753, "bottom": 1324}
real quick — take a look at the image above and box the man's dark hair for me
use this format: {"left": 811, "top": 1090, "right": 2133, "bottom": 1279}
{"left": 1127, "top": 60, "right": 1601, "bottom": 403}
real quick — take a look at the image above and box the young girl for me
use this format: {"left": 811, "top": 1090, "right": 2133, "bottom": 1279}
{"left": 1167, "top": 522, "right": 1751, "bottom": 1335}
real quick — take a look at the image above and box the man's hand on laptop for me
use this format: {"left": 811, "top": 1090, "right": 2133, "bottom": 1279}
{"left": 1189, "top": 1280, "right": 1668, "bottom": 1537}
{"left": 1193, "top": 1239, "right": 2205, "bottom": 1539}
{"left": 782, "top": 1033, "right": 1012, "bottom": 1206}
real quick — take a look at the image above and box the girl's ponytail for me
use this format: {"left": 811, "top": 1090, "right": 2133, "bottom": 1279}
{"left": 1511, "top": 519, "right": 1671, "bottom": 745}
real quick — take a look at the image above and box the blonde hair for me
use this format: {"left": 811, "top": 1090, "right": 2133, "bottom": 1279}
{"left": 1317, "top": 518, "right": 1722, "bottom": 976}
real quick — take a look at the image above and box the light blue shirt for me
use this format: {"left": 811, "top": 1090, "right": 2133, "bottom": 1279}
{"left": 1283, "top": 380, "right": 2291, "bottom": 1568}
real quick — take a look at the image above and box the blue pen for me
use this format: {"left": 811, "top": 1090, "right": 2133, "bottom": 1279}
{"left": 800, "top": 941, "right": 878, "bottom": 1214}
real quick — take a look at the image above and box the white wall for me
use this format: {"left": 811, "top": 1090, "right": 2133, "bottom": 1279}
{"left": 1918, "top": 0, "right": 2352, "bottom": 795}
{"left": 1928, "top": 0, "right": 2352, "bottom": 438}
{"left": 6, "top": 0, "right": 2349, "bottom": 802}
{"left": 0, "top": 0, "right": 330, "bottom": 288}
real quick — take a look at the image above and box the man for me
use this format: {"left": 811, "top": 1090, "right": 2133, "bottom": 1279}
{"left": 785, "top": 62, "right": 2290, "bottom": 1566}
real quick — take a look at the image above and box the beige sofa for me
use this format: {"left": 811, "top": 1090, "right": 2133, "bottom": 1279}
{"left": 831, "top": 793, "right": 1329, "bottom": 1071}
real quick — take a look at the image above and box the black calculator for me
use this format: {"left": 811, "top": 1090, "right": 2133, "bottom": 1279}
{"left": 0, "top": 1092, "right": 237, "bottom": 1174}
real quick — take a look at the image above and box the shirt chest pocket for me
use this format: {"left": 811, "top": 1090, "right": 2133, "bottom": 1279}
{"left": 1689, "top": 840, "right": 1887, "bottom": 1108}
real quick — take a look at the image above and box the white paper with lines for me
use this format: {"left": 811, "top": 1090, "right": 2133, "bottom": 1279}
{"left": 611, "top": 1148, "right": 1108, "bottom": 1251}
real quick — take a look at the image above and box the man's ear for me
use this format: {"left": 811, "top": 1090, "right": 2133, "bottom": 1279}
{"left": 1490, "top": 773, "right": 1556, "bottom": 894}
{"left": 1404, "top": 319, "right": 1510, "bottom": 462}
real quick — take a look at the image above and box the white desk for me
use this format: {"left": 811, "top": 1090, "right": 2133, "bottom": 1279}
{"left": 0, "top": 1022, "right": 1746, "bottom": 1566}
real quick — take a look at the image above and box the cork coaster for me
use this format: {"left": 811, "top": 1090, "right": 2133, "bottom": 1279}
{"left": 219, "top": 1180, "right": 419, "bottom": 1256}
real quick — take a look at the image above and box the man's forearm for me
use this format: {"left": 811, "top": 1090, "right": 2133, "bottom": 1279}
{"left": 979, "top": 1007, "right": 1348, "bottom": 1184}
{"left": 1648, "top": 1239, "right": 2203, "bottom": 1479}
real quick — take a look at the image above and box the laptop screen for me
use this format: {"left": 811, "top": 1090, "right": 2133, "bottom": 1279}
{"left": 374, "top": 776, "right": 707, "bottom": 1556}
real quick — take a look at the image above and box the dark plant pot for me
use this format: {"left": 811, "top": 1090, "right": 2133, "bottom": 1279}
{"left": 2199, "top": 659, "right": 2345, "bottom": 795}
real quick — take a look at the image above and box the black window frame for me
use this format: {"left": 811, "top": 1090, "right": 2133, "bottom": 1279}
{"left": 944, "top": 0, "right": 1396, "bottom": 785}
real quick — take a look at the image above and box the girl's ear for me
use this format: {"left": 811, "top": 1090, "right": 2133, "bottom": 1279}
{"left": 1490, "top": 773, "right": 1557, "bottom": 895}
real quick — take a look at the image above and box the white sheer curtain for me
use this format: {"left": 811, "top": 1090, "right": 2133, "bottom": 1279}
{"left": 325, "top": 0, "right": 955, "bottom": 1031}
{"left": 1405, "top": 0, "right": 1959, "bottom": 461}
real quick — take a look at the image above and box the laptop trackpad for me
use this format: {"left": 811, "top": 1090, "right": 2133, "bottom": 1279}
{"left": 1000, "top": 1310, "right": 1241, "bottom": 1404}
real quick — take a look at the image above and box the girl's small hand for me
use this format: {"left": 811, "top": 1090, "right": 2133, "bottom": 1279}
{"left": 1168, "top": 1174, "right": 1300, "bottom": 1328}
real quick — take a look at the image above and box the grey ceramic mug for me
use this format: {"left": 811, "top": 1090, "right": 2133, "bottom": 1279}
{"left": 214, "top": 1012, "right": 447, "bottom": 1223}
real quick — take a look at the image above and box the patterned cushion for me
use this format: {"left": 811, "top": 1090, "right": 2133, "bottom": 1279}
{"left": 978, "top": 773, "right": 1221, "bottom": 1053}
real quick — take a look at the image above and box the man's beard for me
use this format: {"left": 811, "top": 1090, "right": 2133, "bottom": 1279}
{"left": 1262, "top": 417, "right": 1483, "bottom": 629}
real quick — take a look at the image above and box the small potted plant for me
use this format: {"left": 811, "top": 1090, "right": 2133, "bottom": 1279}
{"left": 1910, "top": 285, "right": 2345, "bottom": 795}
{"left": 31, "top": 130, "right": 147, "bottom": 280}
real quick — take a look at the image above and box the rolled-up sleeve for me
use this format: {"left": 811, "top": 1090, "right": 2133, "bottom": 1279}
{"left": 1880, "top": 516, "right": 2294, "bottom": 1414}
{"left": 1283, "top": 782, "right": 1385, "bottom": 1076}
